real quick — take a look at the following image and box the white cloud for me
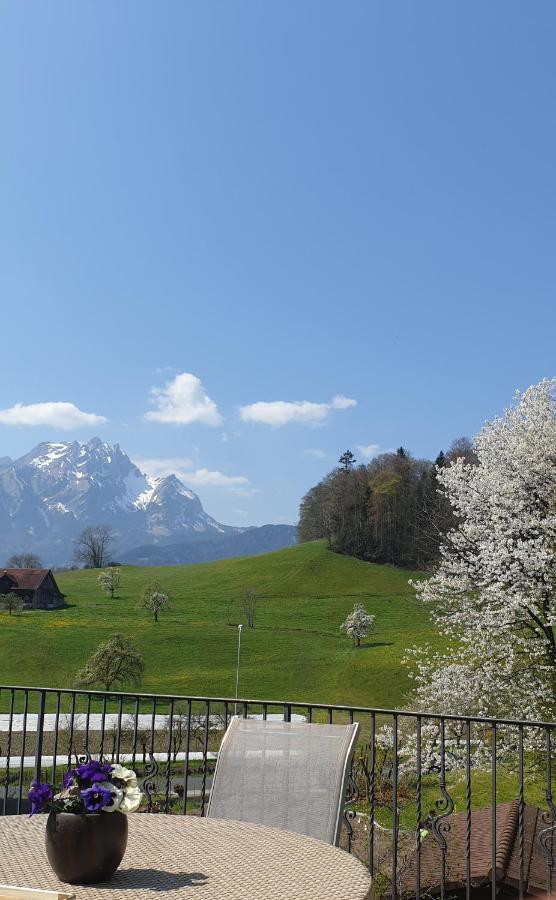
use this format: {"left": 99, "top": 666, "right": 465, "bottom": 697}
{"left": 133, "top": 457, "right": 194, "bottom": 480}
{"left": 134, "top": 456, "right": 253, "bottom": 494}
{"left": 145, "top": 373, "right": 222, "bottom": 426}
{"left": 238, "top": 394, "right": 356, "bottom": 427}
{"left": 330, "top": 395, "right": 357, "bottom": 411}
{"left": 186, "top": 468, "right": 250, "bottom": 489}
{"left": 357, "top": 443, "right": 380, "bottom": 459}
{"left": 0, "top": 402, "right": 107, "bottom": 430}
{"left": 302, "top": 448, "right": 326, "bottom": 459}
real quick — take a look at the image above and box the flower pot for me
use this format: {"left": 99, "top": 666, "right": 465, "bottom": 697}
{"left": 45, "top": 810, "right": 128, "bottom": 884}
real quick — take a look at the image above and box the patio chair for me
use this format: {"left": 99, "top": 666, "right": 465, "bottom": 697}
{"left": 206, "top": 716, "right": 360, "bottom": 845}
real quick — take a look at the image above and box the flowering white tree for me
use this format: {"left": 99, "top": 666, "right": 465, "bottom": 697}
{"left": 341, "top": 603, "right": 375, "bottom": 647}
{"left": 409, "top": 378, "right": 556, "bottom": 723}
{"left": 97, "top": 567, "right": 121, "bottom": 599}
{"left": 140, "top": 582, "right": 170, "bottom": 623}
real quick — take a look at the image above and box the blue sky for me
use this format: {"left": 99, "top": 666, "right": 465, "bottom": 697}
{"left": 1, "top": 2, "right": 554, "bottom": 527}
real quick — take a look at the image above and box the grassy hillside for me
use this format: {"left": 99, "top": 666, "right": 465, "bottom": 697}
{"left": 0, "top": 541, "right": 440, "bottom": 709}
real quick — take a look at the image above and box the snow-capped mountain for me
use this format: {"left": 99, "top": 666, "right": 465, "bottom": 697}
{"left": 0, "top": 438, "right": 240, "bottom": 564}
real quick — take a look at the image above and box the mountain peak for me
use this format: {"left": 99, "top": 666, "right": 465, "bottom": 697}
{"left": 85, "top": 436, "right": 105, "bottom": 450}
{"left": 0, "top": 436, "right": 231, "bottom": 563}
{"left": 0, "top": 437, "right": 296, "bottom": 566}
{"left": 148, "top": 473, "right": 200, "bottom": 506}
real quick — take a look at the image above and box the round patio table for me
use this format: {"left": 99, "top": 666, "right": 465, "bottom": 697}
{"left": 0, "top": 814, "right": 372, "bottom": 899}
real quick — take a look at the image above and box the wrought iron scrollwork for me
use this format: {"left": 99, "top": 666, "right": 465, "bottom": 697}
{"left": 343, "top": 767, "right": 361, "bottom": 852}
{"left": 76, "top": 745, "right": 91, "bottom": 766}
{"left": 425, "top": 753, "right": 454, "bottom": 852}
{"left": 142, "top": 755, "right": 159, "bottom": 813}
{"left": 539, "top": 798, "right": 556, "bottom": 863}
{"left": 539, "top": 729, "right": 556, "bottom": 880}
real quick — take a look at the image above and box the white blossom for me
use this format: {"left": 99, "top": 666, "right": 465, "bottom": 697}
{"left": 341, "top": 604, "right": 375, "bottom": 647}
{"left": 409, "top": 379, "right": 556, "bottom": 728}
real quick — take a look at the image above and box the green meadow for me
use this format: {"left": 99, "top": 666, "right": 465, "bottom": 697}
{"left": 0, "top": 541, "right": 439, "bottom": 709}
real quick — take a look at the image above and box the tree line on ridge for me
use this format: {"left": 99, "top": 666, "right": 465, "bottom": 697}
{"left": 298, "top": 438, "right": 477, "bottom": 569}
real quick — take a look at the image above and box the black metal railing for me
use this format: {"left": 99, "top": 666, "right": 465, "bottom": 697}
{"left": 1, "top": 685, "right": 556, "bottom": 899}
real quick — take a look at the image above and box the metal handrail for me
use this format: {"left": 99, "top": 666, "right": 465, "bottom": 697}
{"left": 1, "top": 684, "right": 555, "bottom": 899}
{"left": 1, "top": 684, "right": 555, "bottom": 729}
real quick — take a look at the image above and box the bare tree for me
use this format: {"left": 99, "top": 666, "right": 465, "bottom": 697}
{"left": 76, "top": 633, "right": 144, "bottom": 691}
{"left": 163, "top": 703, "right": 190, "bottom": 761}
{"left": 122, "top": 715, "right": 150, "bottom": 763}
{"left": 57, "top": 713, "right": 86, "bottom": 759}
{"left": 445, "top": 435, "right": 478, "bottom": 465}
{"left": 0, "top": 593, "right": 24, "bottom": 616}
{"left": 140, "top": 582, "right": 170, "bottom": 623}
{"left": 241, "top": 586, "right": 259, "bottom": 628}
{"left": 73, "top": 525, "right": 115, "bottom": 569}
{"left": 6, "top": 553, "right": 42, "bottom": 568}
{"left": 97, "top": 567, "right": 121, "bottom": 598}
{"left": 188, "top": 712, "right": 226, "bottom": 751}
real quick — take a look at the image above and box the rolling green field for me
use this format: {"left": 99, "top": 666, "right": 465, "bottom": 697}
{"left": 0, "top": 541, "right": 441, "bottom": 709}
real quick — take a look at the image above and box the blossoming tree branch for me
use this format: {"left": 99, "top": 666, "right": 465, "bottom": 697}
{"left": 408, "top": 378, "right": 556, "bottom": 724}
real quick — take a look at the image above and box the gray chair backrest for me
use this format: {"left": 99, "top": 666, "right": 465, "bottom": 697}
{"left": 206, "top": 717, "right": 360, "bottom": 845}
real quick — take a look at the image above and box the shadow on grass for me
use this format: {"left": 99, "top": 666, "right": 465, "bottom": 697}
{"left": 357, "top": 640, "right": 394, "bottom": 649}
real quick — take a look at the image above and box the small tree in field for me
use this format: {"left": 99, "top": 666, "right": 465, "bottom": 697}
{"left": 97, "top": 567, "right": 121, "bottom": 599}
{"left": 340, "top": 604, "right": 375, "bottom": 647}
{"left": 76, "top": 633, "right": 144, "bottom": 691}
{"left": 241, "top": 586, "right": 259, "bottom": 628}
{"left": 140, "top": 582, "right": 169, "bottom": 623}
{"left": 0, "top": 592, "right": 24, "bottom": 616}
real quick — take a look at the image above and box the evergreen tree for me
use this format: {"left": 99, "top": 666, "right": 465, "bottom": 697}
{"left": 338, "top": 450, "right": 356, "bottom": 472}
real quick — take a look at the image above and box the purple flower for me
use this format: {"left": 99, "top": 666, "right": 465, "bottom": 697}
{"left": 81, "top": 785, "right": 113, "bottom": 813}
{"left": 28, "top": 780, "right": 53, "bottom": 815}
{"left": 75, "top": 760, "right": 113, "bottom": 786}
{"left": 63, "top": 769, "right": 76, "bottom": 789}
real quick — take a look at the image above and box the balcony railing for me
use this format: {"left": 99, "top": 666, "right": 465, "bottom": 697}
{"left": 1, "top": 684, "right": 555, "bottom": 899}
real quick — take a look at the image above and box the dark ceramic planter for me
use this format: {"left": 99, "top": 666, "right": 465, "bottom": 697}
{"left": 45, "top": 811, "right": 128, "bottom": 884}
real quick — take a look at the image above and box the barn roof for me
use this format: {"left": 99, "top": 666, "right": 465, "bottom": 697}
{"left": 0, "top": 569, "right": 52, "bottom": 590}
{"left": 387, "top": 800, "right": 550, "bottom": 898}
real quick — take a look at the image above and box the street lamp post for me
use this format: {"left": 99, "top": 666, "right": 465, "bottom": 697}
{"left": 234, "top": 624, "right": 243, "bottom": 715}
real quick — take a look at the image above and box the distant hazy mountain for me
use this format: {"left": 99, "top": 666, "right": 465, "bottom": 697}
{"left": 0, "top": 438, "right": 296, "bottom": 565}
{"left": 121, "top": 523, "right": 298, "bottom": 565}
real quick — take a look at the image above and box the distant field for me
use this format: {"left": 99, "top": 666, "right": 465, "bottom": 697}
{"left": 0, "top": 541, "right": 441, "bottom": 709}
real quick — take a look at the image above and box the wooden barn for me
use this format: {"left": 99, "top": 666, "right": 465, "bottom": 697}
{"left": 0, "top": 569, "right": 65, "bottom": 610}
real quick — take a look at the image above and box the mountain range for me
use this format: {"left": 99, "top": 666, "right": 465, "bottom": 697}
{"left": 0, "top": 438, "right": 297, "bottom": 566}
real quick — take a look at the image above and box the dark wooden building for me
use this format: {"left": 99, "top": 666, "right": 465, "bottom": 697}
{"left": 0, "top": 569, "right": 65, "bottom": 610}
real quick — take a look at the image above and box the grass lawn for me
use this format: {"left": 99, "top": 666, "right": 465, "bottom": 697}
{"left": 0, "top": 541, "right": 440, "bottom": 709}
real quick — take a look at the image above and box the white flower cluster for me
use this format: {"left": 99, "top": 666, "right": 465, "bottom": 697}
{"left": 340, "top": 604, "right": 375, "bottom": 645}
{"left": 408, "top": 378, "right": 556, "bottom": 729}
{"left": 99, "top": 764, "right": 142, "bottom": 814}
